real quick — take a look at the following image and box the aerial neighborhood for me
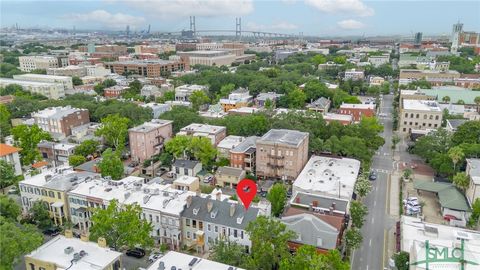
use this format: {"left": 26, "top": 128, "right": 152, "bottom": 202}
{"left": 0, "top": 6, "right": 480, "bottom": 270}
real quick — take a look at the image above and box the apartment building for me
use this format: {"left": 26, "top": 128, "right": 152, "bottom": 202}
{"left": 344, "top": 69, "right": 365, "bottom": 81}
{"left": 24, "top": 235, "right": 122, "bottom": 270}
{"left": 256, "top": 129, "right": 309, "bottom": 181}
{"left": 368, "top": 55, "right": 390, "bottom": 67}
{"left": 103, "top": 85, "right": 128, "bottom": 98}
{"left": 292, "top": 156, "right": 361, "bottom": 201}
{"left": 466, "top": 158, "right": 480, "bottom": 205}
{"left": 369, "top": 76, "right": 385, "bottom": 86}
{"left": 79, "top": 44, "right": 128, "bottom": 56}
{"left": 104, "top": 59, "right": 187, "bottom": 78}
{"left": 19, "top": 55, "right": 68, "bottom": 72}
{"left": 128, "top": 119, "right": 173, "bottom": 162}
{"left": 0, "top": 78, "right": 65, "bottom": 99}
{"left": 174, "top": 84, "right": 209, "bottom": 102}
{"left": 134, "top": 44, "right": 176, "bottom": 54}
{"left": 219, "top": 87, "right": 252, "bottom": 112}
{"left": 399, "top": 69, "right": 461, "bottom": 86}
{"left": 338, "top": 103, "right": 375, "bottom": 122}
{"left": 140, "top": 102, "right": 171, "bottom": 118}
{"left": 13, "top": 74, "right": 73, "bottom": 91}
{"left": 0, "top": 143, "right": 22, "bottom": 175}
{"left": 68, "top": 176, "right": 195, "bottom": 249}
{"left": 32, "top": 106, "right": 90, "bottom": 139}
{"left": 230, "top": 136, "right": 258, "bottom": 174}
{"left": 399, "top": 99, "right": 442, "bottom": 133}
{"left": 181, "top": 195, "right": 261, "bottom": 253}
{"left": 19, "top": 166, "right": 97, "bottom": 226}
{"left": 47, "top": 64, "right": 110, "bottom": 78}
{"left": 174, "top": 50, "right": 237, "bottom": 66}
{"left": 177, "top": 124, "right": 227, "bottom": 146}
{"left": 173, "top": 175, "right": 200, "bottom": 192}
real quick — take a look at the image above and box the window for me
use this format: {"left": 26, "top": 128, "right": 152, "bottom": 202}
{"left": 416, "top": 114, "right": 419, "bottom": 118}
{"left": 435, "top": 115, "right": 439, "bottom": 120}
{"left": 192, "top": 220, "right": 197, "bottom": 228}
{"left": 215, "top": 226, "right": 218, "bottom": 233}
{"left": 405, "top": 113, "right": 408, "bottom": 118}
{"left": 48, "top": 191, "right": 54, "bottom": 198}
{"left": 234, "top": 229, "right": 238, "bottom": 238}
{"left": 29, "top": 263, "right": 35, "bottom": 270}
{"left": 156, "top": 216, "right": 159, "bottom": 222}
{"left": 57, "top": 192, "right": 61, "bottom": 199}
{"left": 193, "top": 233, "right": 197, "bottom": 240}
{"left": 149, "top": 214, "right": 152, "bottom": 222}
{"left": 207, "top": 224, "right": 211, "bottom": 231}
{"left": 186, "top": 219, "right": 191, "bottom": 227}
{"left": 424, "top": 115, "right": 427, "bottom": 119}
{"left": 186, "top": 231, "right": 191, "bottom": 239}
{"left": 241, "top": 230, "right": 244, "bottom": 239}
{"left": 434, "top": 124, "right": 438, "bottom": 128}
{"left": 184, "top": 168, "right": 188, "bottom": 175}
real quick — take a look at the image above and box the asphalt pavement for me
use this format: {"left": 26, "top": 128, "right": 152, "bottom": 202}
{"left": 351, "top": 94, "right": 395, "bottom": 270}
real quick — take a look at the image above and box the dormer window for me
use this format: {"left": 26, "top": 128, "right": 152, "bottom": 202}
{"left": 236, "top": 215, "right": 244, "bottom": 224}
{"left": 193, "top": 207, "right": 199, "bottom": 215}
{"left": 211, "top": 209, "right": 218, "bottom": 219}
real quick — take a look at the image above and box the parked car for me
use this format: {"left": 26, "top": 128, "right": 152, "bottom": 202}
{"left": 166, "top": 171, "right": 176, "bottom": 178}
{"left": 7, "top": 186, "right": 17, "bottom": 194}
{"left": 126, "top": 247, "right": 146, "bottom": 258}
{"left": 203, "top": 176, "right": 213, "bottom": 183}
{"left": 43, "top": 227, "right": 61, "bottom": 236}
{"left": 148, "top": 252, "right": 163, "bottom": 262}
{"left": 369, "top": 171, "right": 377, "bottom": 181}
{"left": 444, "top": 214, "right": 458, "bottom": 221}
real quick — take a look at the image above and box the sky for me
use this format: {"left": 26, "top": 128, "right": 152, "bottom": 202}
{"left": 1, "top": 0, "right": 479, "bottom": 37}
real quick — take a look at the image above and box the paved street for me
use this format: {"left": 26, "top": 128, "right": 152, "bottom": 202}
{"left": 352, "top": 94, "right": 395, "bottom": 270}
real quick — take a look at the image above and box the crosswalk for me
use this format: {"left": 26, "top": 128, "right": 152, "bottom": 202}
{"left": 372, "top": 168, "right": 390, "bottom": 173}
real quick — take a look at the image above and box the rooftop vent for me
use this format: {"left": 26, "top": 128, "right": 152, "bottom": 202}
{"left": 188, "top": 258, "right": 198, "bottom": 267}
{"left": 157, "top": 262, "right": 165, "bottom": 270}
{"left": 64, "top": 246, "right": 74, "bottom": 254}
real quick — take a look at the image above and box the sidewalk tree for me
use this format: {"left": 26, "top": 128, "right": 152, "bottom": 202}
{"left": 28, "top": 201, "right": 53, "bottom": 229}
{"left": 468, "top": 198, "right": 480, "bottom": 229}
{"left": 68, "top": 155, "right": 87, "bottom": 167}
{"left": 267, "top": 183, "right": 288, "bottom": 217}
{"left": 12, "top": 124, "right": 52, "bottom": 165}
{"left": 0, "top": 195, "right": 21, "bottom": 221}
{"left": 245, "top": 216, "right": 296, "bottom": 270}
{"left": 0, "top": 217, "right": 43, "bottom": 269}
{"left": 0, "top": 160, "right": 16, "bottom": 194}
{"left": 95, "top": 114, "right": 129, "bottom": 152}
{"left": 453, "top": 172, "right": 470, "bottom": 193}
{"left": 442, "top": 96, "right": 450, "bottom": 103}
{"left": 393, "top": 251, "right": 410, "bottom": 270}
{"left": 90, "top": 200, "right": 153, "bottom": 250}
{"left": 350, "top": 200, "right": 368, "bottom": 228}
{"left": 98, "top": 148, "right": 124, "bottom": 180}
{"left": 392, "top": 135, "right": 400, "bottom": 150}
{"left": 475, "top": 96, "right": 480, "bottom": 112}
{"left": 210, "top": 239, "right": 247, "bottom": 268}
{"left": 403, "top": 168, "right": 413, "bottom": 180}
{"left": 448, "top": 146, "right": 464, "bottom": 171}
{"left": 354, "top": 175, "right": 372, "bottom": 199}
{"left": 72, "top": 76, "right": 83, "bottom": 86}
{"left": 345, "top": 228, "right": 363, "bottom": 250}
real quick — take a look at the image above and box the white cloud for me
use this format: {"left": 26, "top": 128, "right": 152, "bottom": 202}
{"left": 111, "top": 0, "right": 254, "bottom": 18}
{"left": 337, "top": 19, "right": 365, "bottom": 30}
{"left": 305, "top": 0, "right": 374, "bottom": 17}
{"left": 246, "top": 21, "right": 298, "bottom": 31}
{"left": 64, "top": 10, "right": 146, "bottom": 29}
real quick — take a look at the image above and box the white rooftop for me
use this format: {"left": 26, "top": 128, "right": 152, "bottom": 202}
{"left": 339, "top": 103, "right": 375, "bottom": 110}
{"left": 0, "top": 78, "right": 61, "bottom": 87}
{"left": 25, "top": 235, "right": 122, "bottom": 270}
{"left": 228, "top": 107, "right": 262, "bottom": 114}
{"left": 146, "top": 251, "right": 245, "bottom": 270}
{"left": 179, "top": 123, "right": 226, "bottom": 135}
{"left": 217, "top": 135, "right": 245, "bottom": 150}
{"left": 292, "top": 155, "right": 361, "bottom": 200}
{"left": 129, "top": 119, "right": 173, "bottom": 133}
{"left": 69, "top": 176, "right": 195, "bottom": 216}
{"left": 401, "top": 216, "right": 480, "bottom": 269}
{"left": 323, "top": 113, "right": 353, "bottom": 122}
{"left": 33, "top": 106, "right": 86, "bottom": 119}
{"left": 20, "top": 166, "right": 96, "bottom": 191}
{"left": 403, "top": 99, "right": 441, "bottom": 112}
{"left": 173, "top": 175, "right": 199, "bottom": 185}
{"left": 14, "top": 73, "right": 72, "bottom": 80}
{"left": 54, "top": 143, "right": 77, "bottom": 151}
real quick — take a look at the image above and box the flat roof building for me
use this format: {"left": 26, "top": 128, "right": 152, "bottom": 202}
{"left": 129, "top": 119, "right": 173, "bottom": 162}
{"left": 146, "top": 251, "right": 245, "bottom": 270}
{"left": 105, "top": 59, "right": 187, "bottom": 78}
{"left": 0, "top": 78, "right": 65, "bottom": 99}
{"left": 32, "top": 106, "right": 90, "bottom": 139}
{"left": 178, "top": 123, "right": 227, "bottom": 146}
{"left": 13, "top": 73, "right": 73, "bottom": 91}
{"left": 400, "top": 99, "right": 442, "bottom": 133}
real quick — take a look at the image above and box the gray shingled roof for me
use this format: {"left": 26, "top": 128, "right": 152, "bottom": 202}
{"left": 308, "top": 97, "right": 331, "bottom": 109}
{"left": 231, "top": 136, "right": 258, "bottom": 153}
{"left": 281, "top": 213, "right": 339, "bottom": 250}
{"left": 181, "top": 196, "right": 259, "bottom": 230}
{"left": 216, "top": 166, "right": 244, "bottom": 178}
{"left": 173, "top": 159, "right": 200, "bottom": 169}
{"left": 292, "top": 192, "right": 348, "bottom": 213}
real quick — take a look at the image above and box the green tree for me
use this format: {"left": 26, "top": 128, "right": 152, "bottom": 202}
{"left": 163, "top": 91, "right": 175, "bottom": 101}
{"left": 95, "top": 114, "right": 129, "bottom": 152}
{"left": 393, "top": 251, "right": 410, "bottom": 270}
{"left": 392, "top": 135, "right": 400, "bottom": 150}
{"left": 474, "top": 96, "right": 480, "bottom": 112}
{"left": 442, "top": 96, "right": 451, "bottom": 103}
{"left": 29, "top": 201, "right": 53, "bottom": 229}
{"left": 190, "top": 136, "right": 218, "bottom": 168}
{"left": 89, "top": 200, "right": 153, "bottom": 250}
{"left": 165, "top": 135, "right": 191, "bottom": 158}
{"left": 189, "top": 90, "right": 210, "bottom": 111}
{"left": 448, "top": 146, "right": 465, "bottom": 171}
{"left": 30, "top": 68, "right": 47, "bottom": 74}
{"left": 0, "top": 217, "right": 43, "bottom": 269}
{"left": 158, "top": 152, "right": 173, "bottom": 167}
{"left": 0, "top": 104, "right": 11, "bottom": 141}
{"left": 453, "top": 172, "right": 470, "bottom": 193}
{"left": 74, "top": 139, "right": 99, "bottom": 157}
{"left": 286, "top": 88, "right": 306, "bottom": 109}
{"left": 245, "top": 216, "right": 296, "bottom": 270}
{"left": 0, "top": 160, "right": 16, "bottom": 194}
{"left": 159, "top": 106, "right": 204, "bottom": 133}
{"left": 354, "top": 175, "right": 372, "bottom": 199}
{"left": 344, "top": 228, "right": 363, "bottom": 250}
{"left": 280, "top": 244, "right": 326, "bottom": 270}
{"left": 68, "top": 155, "right": 87, "bottom": 167}
{"left": 215, "top": 83, "right": 235, "bottom": 102}
{"left": 310, "top": 54, "right": 327, "bottom": 66}
{"left": 0, "top": 195, "right": 20, "bottom": 221}
{"left": 72, "top": 76, "right": 83, "bottom": 86}
{"left": 350, "top": 200, "right": 368, "bottom": 228}
{"left": 264, "top": 98, "right": 274, "bottom": 110}
{"left": 452, "top": 121, "right": 480, "bottom": 145}
{"left": 98, "top": 148, "right": 124, "bottom": 180}
{"left": 267, "top": 183, "right": 288, "bottom": 217}
{"left": 468, "top": 198, "right": 480, "bottom": 229}
{"left": 210, "top": 239, "right": 247, "bottom": 267}
{"left": 11, "top": 124, "right": 52, "bottom": 165}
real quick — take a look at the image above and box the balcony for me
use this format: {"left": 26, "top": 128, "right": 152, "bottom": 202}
{"left": 267, "top": 154, "right": 285, "bottom": 159}
{"left": 267, "top": 163, "right": 284, "bottom": 169}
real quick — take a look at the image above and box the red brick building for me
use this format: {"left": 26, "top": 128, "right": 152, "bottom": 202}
{"left": 229, "top": 136, "right": 258, "bottom": 174}
{"left": 104, "top": 59, "right": 188, "bottom": 78}
{"left": 338, "top": 103, "right": 376, "bottom": 122}
{"left": 104, "top": 86, "right": 128, "bottom": 98}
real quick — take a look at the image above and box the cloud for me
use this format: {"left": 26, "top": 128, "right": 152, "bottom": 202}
{"left": 110, "top": 0, "right": 254, "bottom": 18}
{"left": 64, "top": 10, "right": 146, "bottom": 29}
{"left": 337, "top": 19, "right": 365, "bottom": 30}
{"left": 305, "top": 0, "right": 374, "bottom": 17}
{"left": 246, "top": 21, "right": 298, "bottom": 32}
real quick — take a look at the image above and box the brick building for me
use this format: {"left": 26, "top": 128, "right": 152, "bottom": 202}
{"left": 129, "top": 119, "right": 173, "bottom": 162}
{"left": 338, "top": 103, "right": 375, "bottom": 122}
{"left": 105, "top": 59, "right": 188, "bottom": 78}
{"left": 32, "top": 106, "right": 90, "bottom": 139}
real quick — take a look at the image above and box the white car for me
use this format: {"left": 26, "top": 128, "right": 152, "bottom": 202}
{"left": 203, "top": 176, "right": 213, "bottom": 183}
{"left": 148, "top": 252, "right": 162, "bottom": 262}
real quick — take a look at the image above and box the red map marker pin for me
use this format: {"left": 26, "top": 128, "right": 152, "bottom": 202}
{"left": 236, "top": 179, "right": 257, "bottom": 210}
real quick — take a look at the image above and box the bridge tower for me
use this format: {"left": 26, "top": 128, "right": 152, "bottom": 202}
{"left": 189, "top": 16, "right": 196, "bottom": 36}
{"left": 235, "top": 17, "right": 242, "bottom": 39}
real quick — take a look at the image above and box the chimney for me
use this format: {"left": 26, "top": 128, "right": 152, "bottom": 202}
{"left": 97, "top": 237, "right": 107, "bottom": 248}
{"left": 64, "top": 229, "right": 73, "bottom": 238}
{"left": 80, "top": 233, "right": 89, "bottom": 242}
{"left": 229, "top": 203, "right": 235, "bottom": 217}
{"left": 331, "top": 202, "right": 336, "bottom": 211}
{"left": 312, "top": 200, "right": 318, "bottom": 207}
{"left": 329, "top": 207, "right": 334, "bottom": 215}
{"left": 207, "top": 200, "right": 213, "bottom": 213}
{"left": 93, "top": 165, "right": 99, "bottom": 173}
{"left": 186, "top": 196, "right": 192, "bottom": 208}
